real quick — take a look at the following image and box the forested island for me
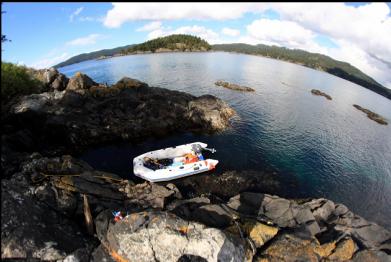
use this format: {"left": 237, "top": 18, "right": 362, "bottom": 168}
{"left": 122, "top": 34, "right": 211, "bottom": 54}
{"left": 53, "top": 35, "right": 390, "bottom": 100}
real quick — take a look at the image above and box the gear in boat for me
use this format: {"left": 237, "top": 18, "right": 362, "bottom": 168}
{"left": 133, "top": 142, "right": 218, "bottom": 182}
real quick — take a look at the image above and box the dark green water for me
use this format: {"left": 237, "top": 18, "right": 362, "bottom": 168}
{"left": 59, "top": 51, "right": 391, "bottom": 229}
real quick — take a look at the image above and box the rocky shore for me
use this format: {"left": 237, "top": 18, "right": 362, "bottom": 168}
{"left": 2, "top": 154, "right": 390, "bottom": 261}
{"left": 215, "top": 80, "right": 255, "bottom": 92}
{"left": 1, "top": 69, "right": 390, "bottom": 261}
{"left": 2, "top": 69, "right": 235, "bottom": 175}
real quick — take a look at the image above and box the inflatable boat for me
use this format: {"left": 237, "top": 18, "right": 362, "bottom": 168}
{"left": 133, "top": 142, "right": 218, "bottom": 182}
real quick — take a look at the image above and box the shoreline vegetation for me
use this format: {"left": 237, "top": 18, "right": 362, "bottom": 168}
{"left": 53, "top": 34, "right": 391, "bottom": 100}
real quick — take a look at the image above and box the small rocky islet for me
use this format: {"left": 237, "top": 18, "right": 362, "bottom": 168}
{"left": 215, "top": 80, "right": 255, "bottom": 92}
{"left": 311, "top": 89, "right": 332, "bottom": 100}
{"left": 1, "top": 68, "right": 390, "bottom": 261}
{"left": 353, "top": 104, "right": 388, "bottom": 125}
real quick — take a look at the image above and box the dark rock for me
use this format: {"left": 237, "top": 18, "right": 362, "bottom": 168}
{"left": 51, "top": 73, "right": 69, "bottom": 91}
{"left": 352, "top": 250, "right": 391, "bottom": 262}
{"left": 167, "top": 196, "right": 211, "bottom": 211}
{"left": 1, "top": 173, "right": 89, "bottom": 260}
{"left": 191, "top": 204, "right": 234, "bottom": 228}
{"left": 95, "top": 209, "right": 115, "bottom": 242}
{"left": 172, "top": 170, "right": 280, "bottom": 200}
{"left": 349, "top": 223, "right": 391, "bottom": 249}
{"left": 177, "top": 254, "right": 208, "bottom": 262}
{"left": 112, "top": 77, "right": 148, "bottom": 89}
{"left": 227, "top": 192, "right": 265, "bottom": 216}
{"left": 124, "top": 182, "right": 179, "bottom": 209}
{"left": 90, "top": 245, "right": 115, "bottom": 262}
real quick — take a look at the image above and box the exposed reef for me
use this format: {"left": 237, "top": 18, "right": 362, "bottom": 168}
{"left": 353, "top": 104, "right": 388, "bottom": 125}
{"left": 311, "top": 89, "right": 332, "bottom": 100}
{"left": 215, "top": 80, "right": 255, "bottom": 92}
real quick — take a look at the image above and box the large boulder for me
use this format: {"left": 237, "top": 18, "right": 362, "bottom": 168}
{"left": 171, "top": 170, "right": 281, "bottom": 199}
{"left": 27, "top": 67, "right": 69, "bottom": 92}
{"left": 124, "top": 181, "right": 180, "bottom": 209}
{"left": 100, "top": 211, "right": 249, "bottom": 262}
{"left": 187, "top": 95, "right": 236, "bottom": 131}
{"left": 112, "top": 77, "right": 148, "bottom": 89}
{"left": 66, "top": 72, "right": 97, "bottom": 91}
{"left": 227, "top": 192, "right": 391, "bottom": 252}
{"left": 259, "top": 233, "right": 321, "bottom": 261}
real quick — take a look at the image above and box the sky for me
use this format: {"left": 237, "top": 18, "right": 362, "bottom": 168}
{"left": 2, "top": 2, "right": 391, "bottom": 88}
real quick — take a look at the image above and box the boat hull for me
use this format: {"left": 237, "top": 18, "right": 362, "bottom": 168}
{"left": 133, "top": 142, "right": 218, "bottom": 182}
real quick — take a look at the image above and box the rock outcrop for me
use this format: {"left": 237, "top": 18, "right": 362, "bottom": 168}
{"left": 66, "top": 72, "right": 98, "bottom": 91}
{"left": 311, "top": 89, "right": 332, "bottom": 100}
{"left": 215, "top": 80, "right": 255, "bottom": 92}
{"left": 27, "top": 67, "right": 69, "bottom": 91}
{"left": 353, "top": 104, "right": 388, "bottom": 125}
{"left": 3, "top": 74, "right": 235, "bottom": 158}
{"left": 1, "top": 155, "right": 390, "bottom": 261}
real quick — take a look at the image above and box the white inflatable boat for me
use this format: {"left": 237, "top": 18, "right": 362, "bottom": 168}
{"left": 133, "top": 142, "right": 218, "bottom": 182}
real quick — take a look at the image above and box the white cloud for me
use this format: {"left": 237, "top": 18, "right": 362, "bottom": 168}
{"left": 147, "top": 25, "right": 220, "bottom": 44}
{"left": 66, "top": 34, "right": 103, "bottom": 46}
{"left": 222, "top": 27, "right": 240, "bottom": 37}
{"left": 271, "top": 3, "right": 391, "bottom": 61}
{"left": 69, "top": 7, "right": 84, "bottom": 22}
{"left": 99, "top": 3, "right": 391, "bottom": 87}
{"left": 246, "top": 19, "right": 314, "bottom": 48}
{"left": 31, "top": 53, "right": 71, "bottom": 69}
{"left": 103, "top": 3, "right": 270, "bottom": 28}
{"left": 136, "top": 21, "right": 162, "bottom": 32}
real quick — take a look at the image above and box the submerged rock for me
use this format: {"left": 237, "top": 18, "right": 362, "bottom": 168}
{"left": 311, "top": 89, "right": 332, "bottom": 100}
{"left": 215, "top": 80, "right": 255, "bottom": 92}
{"left": 353, "top": 104, "right": 388, "bottom": 125}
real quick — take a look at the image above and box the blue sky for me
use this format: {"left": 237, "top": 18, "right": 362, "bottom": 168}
{"left": 2, "top": 3, "right": 391, "bottom": 88}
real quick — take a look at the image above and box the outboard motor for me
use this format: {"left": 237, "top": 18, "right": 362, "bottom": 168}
{"left": 191, "top": 144, "right": 204, "bottom": 160}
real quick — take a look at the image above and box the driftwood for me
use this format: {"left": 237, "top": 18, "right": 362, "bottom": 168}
{"left": 83, "top": 194, "right": 94, "bottom": 235}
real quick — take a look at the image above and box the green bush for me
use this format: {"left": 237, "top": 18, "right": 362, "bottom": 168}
{"left": 1, "top": 62, "right": 43, "bottom": 103}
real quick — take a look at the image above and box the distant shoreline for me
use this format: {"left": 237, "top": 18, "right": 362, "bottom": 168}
{"left": 57, "top": 50, "right": 390, "bottom": 100}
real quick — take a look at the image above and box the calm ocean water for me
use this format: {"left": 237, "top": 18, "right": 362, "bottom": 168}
{"left": 59, "top": 51, "right": 391, "bottom": 228}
